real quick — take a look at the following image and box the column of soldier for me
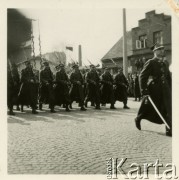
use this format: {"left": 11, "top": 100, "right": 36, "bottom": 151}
{"left": 7, "top": 43, "right": 172, "bottom": 137}
{"left": 7, "top": 60, "right": 130, "bottom": 115}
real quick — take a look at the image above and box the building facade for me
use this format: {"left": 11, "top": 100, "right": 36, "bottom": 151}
{"left": 101, "top": 10, "right": 171, "bottom": 75}
{"left": 130, "top": 10, "right": 171, "bottom": 73}
{"left": 8, "top": 9, "right": 32, "bottom": 65}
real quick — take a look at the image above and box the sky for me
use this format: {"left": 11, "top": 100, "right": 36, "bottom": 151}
{"left": 19, "top": 3, "right": 171, "bottom": 66}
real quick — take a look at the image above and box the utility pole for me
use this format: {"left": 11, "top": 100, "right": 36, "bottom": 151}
{"left": 78, "top": 45, "right": 82, "bottom": 66}
{"left": 123, "top": 8, "right": 128, "bottom": 77}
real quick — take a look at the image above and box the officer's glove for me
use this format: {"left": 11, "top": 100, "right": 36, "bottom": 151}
{"left": 142, "top": 88, "right": 149, "bottom": 97}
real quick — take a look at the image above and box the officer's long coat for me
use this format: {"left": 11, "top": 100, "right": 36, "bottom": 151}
{"left": 137, "top": 57, "right": 172, "bottom": 125}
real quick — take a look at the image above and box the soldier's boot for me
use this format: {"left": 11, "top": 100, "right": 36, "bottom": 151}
{"left": 80, "top": 105, "right": 87, "bottom": 111}
{"left": 21, "top": 105, "right": 24, "bottom": 112}
{"left": 69, "top": 103, "right": 72, "bottom": 109}
{"left": 95, "top": 104, "right": 101, "bottom": 110}
{"left": 50, "top": 105, "right": 56, "bottom": 113}
{"left": 123, "top": 101, "right": 130, "bottom": 109}
{"left": 39, "top": 103, "right": 42, "bottom": 111}
{"left": 8, "top": 107, "right": 15, "bottom": 116}
{"left": 84, "top": 101, "right": 88, "bottom": 107}
{"left": 110, "top": 104, "right": 116, "bottom": 109}
{"left": 62, "top": 104, "right": 66, "bottom": 108}
{"left": 135, "top": 117, "right": 141, "bottom": 130}
{"left": 65, "top": 104, "right": 71, "bottom": 112}
{"left": 32, "top": 108, "right": 38, "bottom": 114}
{"left": 91, "top": 102, "right": 95, "bottom": 107}
{"left": 16, "top": 105, "right": 20, "bottom": 111}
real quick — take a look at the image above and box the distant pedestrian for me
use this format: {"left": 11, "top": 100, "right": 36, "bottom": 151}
{"left": 133, "top": 72, "right": 141, "bottom": 101}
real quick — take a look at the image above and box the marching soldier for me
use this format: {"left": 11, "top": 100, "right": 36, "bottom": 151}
{"left": 100, "top": 67, "right": 116, "bottom": 109}
{"left": 69, "top": 63, "right": 87, "bottom": 111}
{"left": 114, "top": 67, "right": 130, "bottom": 109}
{"left": 54, "top": 63, "right": 71, "bottom": 111}
{"left": 135, "top": 43, "right": 172, "bottom": 136}
{"left": 85, "top": 64, "right": 101, "bottom": 109}
{"left": 18, "top": 61, "right": 38, "bottom": 114}
{"left": 7, "top": 60, "right": 20, "bottom": 115}
{"left": 39, "top": 61, "right": 55, "bottom": 113}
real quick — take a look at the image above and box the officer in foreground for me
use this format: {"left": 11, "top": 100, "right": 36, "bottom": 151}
{"left": 135, "top": 43, "right": 172, "bottom": 136}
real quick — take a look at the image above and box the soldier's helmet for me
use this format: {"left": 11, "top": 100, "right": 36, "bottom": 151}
{"left": 24, "top": 60, "right": 31, "bottom": 66}
{"left": 59, "top": 63, "right": 65, "bottom": 68}
{"left": 89, "top": 64, "right": 95, "bottom": 68}
{"left": 72, "top": 63, "right": 79, "bottom": 69}
{"left": 43, "top": 61, "right": 49, "bottom": 66}
{"left": 55, "top": 65, "right": 60, "bottom": 70}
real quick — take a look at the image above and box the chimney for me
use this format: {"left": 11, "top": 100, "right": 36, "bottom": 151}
{"left": 78, "top": 45, "right": 82, "bottom": 66}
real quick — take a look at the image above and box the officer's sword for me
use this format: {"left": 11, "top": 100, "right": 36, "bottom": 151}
{"left": 147, "top": 95, "right": 170, "bottom": 129}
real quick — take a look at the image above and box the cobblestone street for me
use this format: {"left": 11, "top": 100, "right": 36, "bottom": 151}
{"left": 8, "top": 98, "right": 172, "bottom": 174}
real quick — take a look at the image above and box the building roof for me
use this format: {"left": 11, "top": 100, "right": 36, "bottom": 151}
{"left": 101, "top": 31, "right": 132, "bottom": 61}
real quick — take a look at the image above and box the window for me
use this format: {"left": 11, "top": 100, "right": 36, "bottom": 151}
{"left": 139, "top": 35, "right": 147, "bottom": 48}
{"left": 136, "top": 35, "right": 147, "bottom": 49}
{"left": 153, "top": 31, "right": 163, "bottom": 45}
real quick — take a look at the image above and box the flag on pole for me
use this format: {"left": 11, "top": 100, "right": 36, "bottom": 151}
{"left": 66, "top": 46, "right": 73, "bottom": 51}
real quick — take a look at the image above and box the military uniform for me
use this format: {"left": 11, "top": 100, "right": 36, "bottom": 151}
{"left": 69, "top": 64, "right": 86, "bottom": 110}
{"left": 85, "top": 66, "right": 101, "bottom": 109}
{"left": 114, "top": 70, "right": 130, "bottom": 109}
{"left": 135, "top": 56, "right": 172, "bottom": 136}
{"left": 7, "top": 61, "right": 20, "bottom": 115}
{"left": 100, "top": 70, "right": 115, "bottom": 109}
{"left": 54, "top": 65, "right": 71, "bottom": 111}
{"left": 18, "top": 62, "right": 38, "bottom": 114}
{"left": 39, "top": 62, "right": 55, "bottom": 112}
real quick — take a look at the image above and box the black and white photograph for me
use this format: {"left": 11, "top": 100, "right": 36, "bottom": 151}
{"left": 1, "top": 0, "right": 179, "bottom": 179}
